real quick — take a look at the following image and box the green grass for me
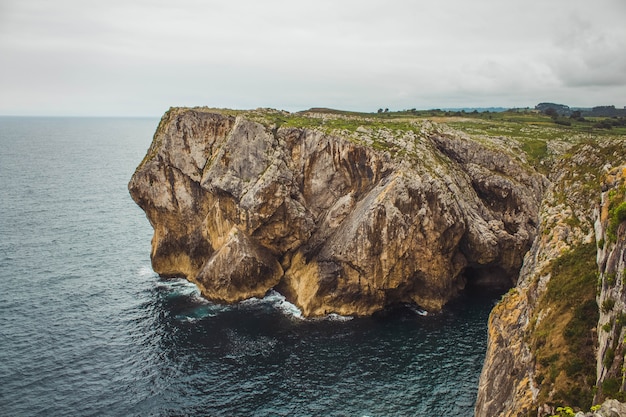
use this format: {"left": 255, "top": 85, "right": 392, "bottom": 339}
{"left": 521, "top": 139, "right": 549, "bottom": 166}
{"left": 532, "top": 243, "right": 599, "bottom": 410}
{"left": 545, "top": 243, "right": 598, "bottom": 303}
{"left": 606, "top": 186, "right": 626, "bottom": 243}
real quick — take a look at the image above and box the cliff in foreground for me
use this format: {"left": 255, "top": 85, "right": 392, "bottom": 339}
{"left": 130, "top": 107, "right": 626, "bottom": 415}
{"left": 129, "top": 107, "right": 543, "bottom": 317}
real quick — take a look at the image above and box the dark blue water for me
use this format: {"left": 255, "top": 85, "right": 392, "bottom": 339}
{"left": 0, "top": 117, "right": 496, "bottom": 416}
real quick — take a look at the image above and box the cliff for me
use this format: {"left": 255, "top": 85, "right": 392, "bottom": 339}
{"left": 475, "top": 144, "right": 626, "bottom": 417}
{"left": 129, "top": 107, "right": 545, "bottom": 317}
{"left": 594, "top": 167, "right": 626, "bottom": 403}
{"left": 130, "top": 107, "right": 626, "bottom": 415}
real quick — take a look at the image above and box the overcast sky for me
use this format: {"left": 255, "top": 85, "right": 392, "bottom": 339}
{"left": 1, "top": 0, "right": 625, "bottom": 116}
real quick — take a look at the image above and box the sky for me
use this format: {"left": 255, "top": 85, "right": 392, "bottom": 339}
{"left": 1, "top": 0, "right": 625, "bottom": 117}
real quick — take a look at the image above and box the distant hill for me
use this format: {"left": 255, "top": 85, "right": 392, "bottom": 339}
{"left": 581, "top": 105, "right": 626, "bottom": 117}
{"left": 443, "top": 107, "right": 508, "bottom": 113}
{"left": 536, "top": 103, "right": 626, "bottom": 117}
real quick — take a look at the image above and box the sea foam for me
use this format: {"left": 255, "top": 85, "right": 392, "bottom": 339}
{"left": 239, "top": 289, "right": 304, "bottom": 320}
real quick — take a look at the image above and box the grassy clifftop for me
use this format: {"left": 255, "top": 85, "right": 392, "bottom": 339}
{"left": 180, "top": 106, "right": 625, "bottom": 170}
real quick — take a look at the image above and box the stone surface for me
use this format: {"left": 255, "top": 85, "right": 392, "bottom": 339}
{"left": 129, "top": 108, "right": 545, "bottom": 317}
{"left": 594, "top": 166, "right": 626, "bottom": 403}
{"left": 475, "top": 139, "right": 626, "bottom": 417}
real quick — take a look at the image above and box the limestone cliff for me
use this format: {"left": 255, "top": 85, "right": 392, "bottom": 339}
{"left": 594, "top": 166, "right": 626, "bottom": 404}
{"left": 130, "top": 107, "right": 626, "bottom": 415}
{"left": 475, "top": 135, "right": 626, "bottom": 417}
{"left": 129, "top": 107, "right": 544, "bottom": 317}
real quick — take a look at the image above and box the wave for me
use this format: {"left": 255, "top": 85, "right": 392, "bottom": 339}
{"left": 152, "top": 277, "right": 227, "bottom": 322}
{"left": 137, "top": 265, "right": 156, "bottom": 278}
{"left": 240, "top": 291, "right": 356, "bottom": 322}
{"left": 321, "top": 313, "right": 354, "bottom": 322}
{"left": 410, "top": 306, "right": 428, "bottom": 316}
{"left": 153, "top": 278, "right": 358, "bottom": 323}
{"left": 174, "top": 304, "right": 228, "bottom": 322}
{"left": 155, "top": 277, "right": 205, "bottom": 301}
{"left": 239, "top": 289, "right": 304, "bottom": 320}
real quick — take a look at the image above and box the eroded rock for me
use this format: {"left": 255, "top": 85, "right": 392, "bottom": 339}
{"left": 129, "top": 108, "right": 546, "bottom": 317}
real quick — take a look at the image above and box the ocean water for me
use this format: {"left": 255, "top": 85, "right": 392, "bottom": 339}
{"left": 0, "top": 117, "right": 498, "bottom": 416}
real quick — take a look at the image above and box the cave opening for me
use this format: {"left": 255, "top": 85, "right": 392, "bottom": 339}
{"left": 461, "top": 265, "right": 516, "bottom": 299}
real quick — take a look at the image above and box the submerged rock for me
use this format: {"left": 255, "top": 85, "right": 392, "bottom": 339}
{"left": 129, "top": 107, "right": 545, "bottom": 317}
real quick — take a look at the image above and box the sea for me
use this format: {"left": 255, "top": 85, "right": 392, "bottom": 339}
{"left": 0, "top": 116, "right": 500, "bottom": 417}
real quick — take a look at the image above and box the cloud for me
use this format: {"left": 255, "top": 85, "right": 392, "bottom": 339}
{"left": 549, "top": 13, "right": 626, "bottom": 88}
{"left": 0, "top": 0, "right": 625, "bottom": 115}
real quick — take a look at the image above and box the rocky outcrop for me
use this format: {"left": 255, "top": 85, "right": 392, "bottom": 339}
{"left": 130, "top": 107, "right": 626, "bottom": 415}
{"left": 594, "top": 166, "right": 626, "bottom": 403}
{"left": 576, "top": 400, "right": 626, "bottom": 417}
{"left": 476, "top": 135, "right": 626, "bottom": 417}
{"left": 129, "top": 107, "right": 545, "bottom": 317}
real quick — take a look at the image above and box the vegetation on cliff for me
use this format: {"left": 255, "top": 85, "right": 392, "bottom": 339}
{"left": 529, "top": 243, "right": 598, "bottom": 410}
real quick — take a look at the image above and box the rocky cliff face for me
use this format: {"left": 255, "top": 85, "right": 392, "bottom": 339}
{"left": 594, "top": 166, "right": 626, "bottom": 404}
{"left": 475, "top": 134, "right": 626, "bottom": 417}
{"left": 130, "top": 107, "right": 626, "bottom": 415}
{"left": 129, "top": 107, "right": 545, "bottom": 317}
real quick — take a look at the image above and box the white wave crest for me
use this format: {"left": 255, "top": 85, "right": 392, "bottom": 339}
{"left": 137, "top": 265, "right": 156, "bottom": 277}
{"left": 265, "top": 290, "right": 304, "bottom": 320}
{"left": 240, "top": 290, "right": 304, "bottom": 320}
{"left": 175, "top": 304, "right": 230, "bottom": 322}
{"left": 410, "top": 306, "right": 428, "bottom": 316}
{"left": 322, "top": 313, "right": 354, "bottom": 322}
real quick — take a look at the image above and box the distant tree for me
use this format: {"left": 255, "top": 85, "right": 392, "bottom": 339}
{"left": 594, "top": 119, "right": 613, "bottom": 129}
{"left": 377, "top": 108, "right": 383, "bottom": 114}
{"left": 384, "top": 108, "right": 389, "bottom": 113}
{"left": 570, "top": 110, "right": 582, "bottom": 119}
{"left": 544, "top": 107, "right": 558, "bottom": 119}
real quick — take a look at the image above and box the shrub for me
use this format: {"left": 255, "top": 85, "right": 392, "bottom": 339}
{"left": 565, "top": 358, "right": 584, "bottom": 376}
{"left": 602, "top": 377, "right": 620, "bottom": 396}
{"left": 616, "top": 201, "right": 626, "bottom": 223}
{"left": 550, "top": 406, "right": 575, "bottom": 417}
{"left": 602, "top": 298, "right": 616, "bottom": 313}
{"left": 564, "top": 299, "right": 598, "bottom": 344}
{"left": 605, "top": 272, "right": 616, "bottom": 286}
{"left": 607, "top": 198, "right": 626, "bottom": 243}
{"left": 604, "top": 347, "right": 615, "bottom": 368}
{"left": 540, "top": 353, "right": 560, "bottom": 367}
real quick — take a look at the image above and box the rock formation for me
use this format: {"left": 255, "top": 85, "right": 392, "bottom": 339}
{"left": 129, "top": 107, "right": 544, "bottom": 317}
{"left": 130, "top": 107, "right": 626, "bottom": 415}
{"left": 594, "top": 166, "right": 626, "bottom": 404}
{"left": 475, "top": 137, "right": 626, "bottom": 417}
